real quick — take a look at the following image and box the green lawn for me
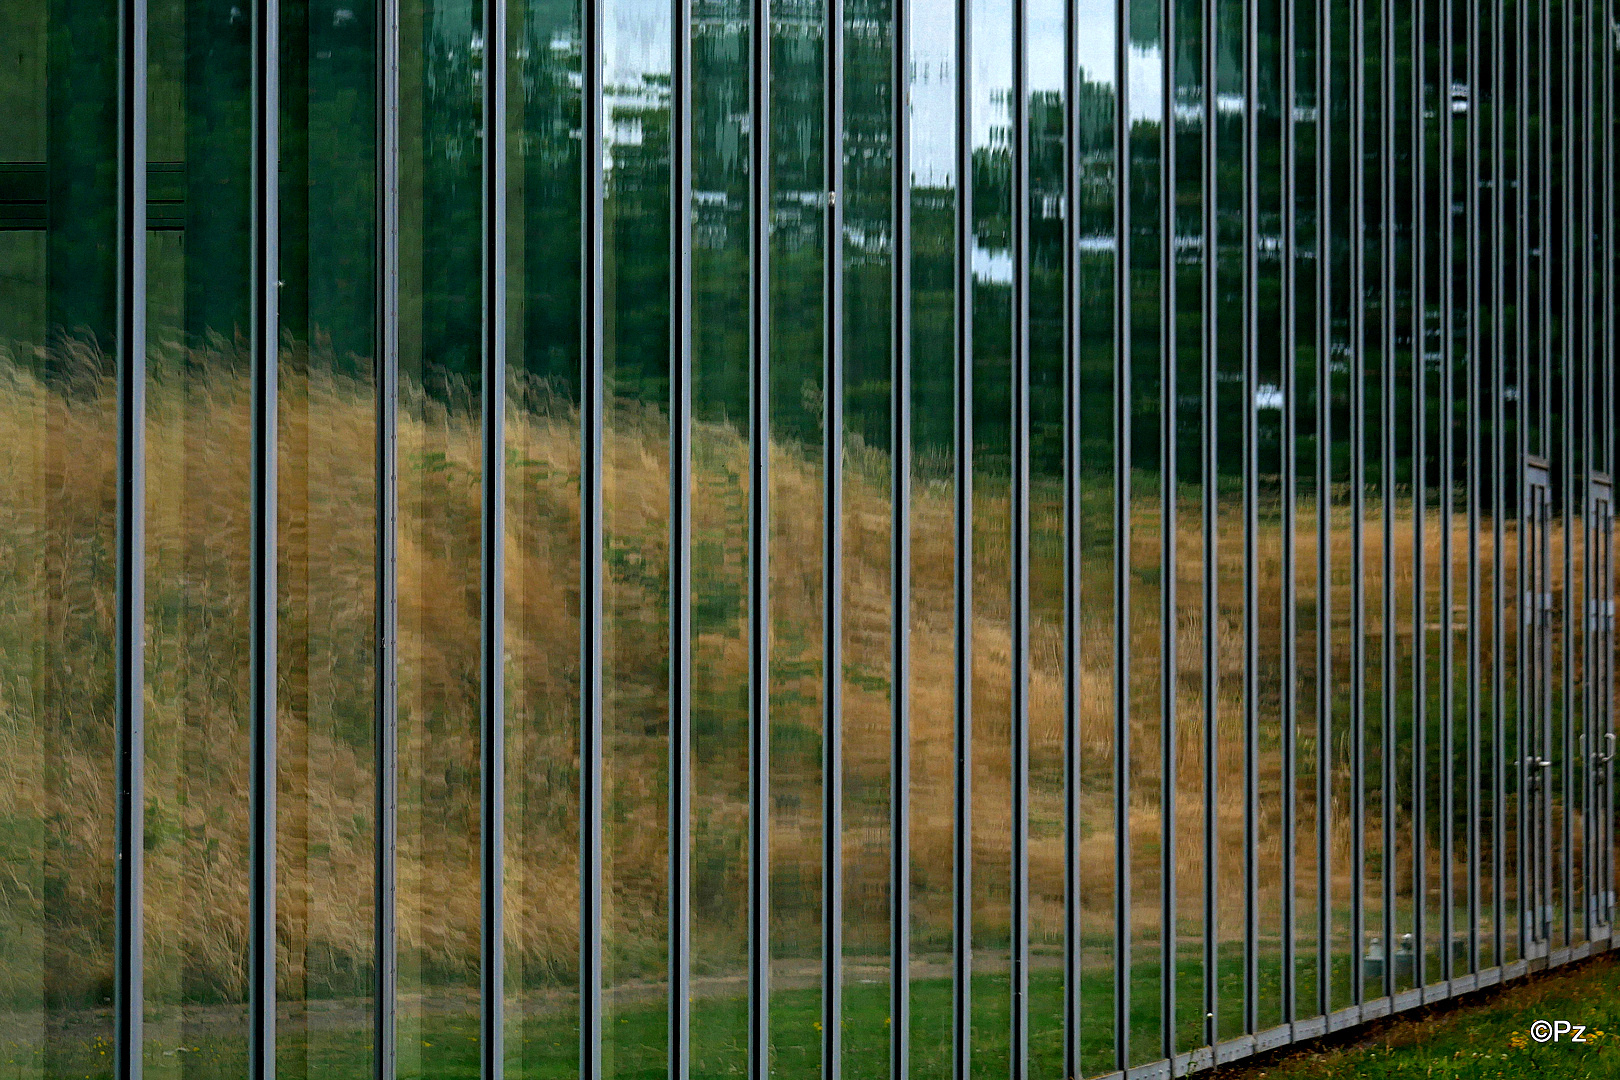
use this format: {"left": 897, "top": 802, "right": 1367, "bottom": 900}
{"left": 11, "top": 948, "right": 1605, "bottom": 1080}
{"left": 1246, "top": 953, "right": 1620, "bottom": 1079}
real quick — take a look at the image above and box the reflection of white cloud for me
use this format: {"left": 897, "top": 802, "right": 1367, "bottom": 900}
{"left": 974, "top": 245, "right": 1013, "bottom": 284}
{"left": 909, "top": 0, "right": 1123, "bottom": 182}
{"left": 606, "top": 3, "right": 671, "bottom": 89}
{"left": 1128, "top": 46, "right": 1163, "bottom": 121}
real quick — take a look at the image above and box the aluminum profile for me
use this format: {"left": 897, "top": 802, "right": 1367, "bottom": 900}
{"left": 1157, "top": 0, "right": 1177, "bottom": 1053}
{"left": 480, "top": 0, "right": 508, "bottom": 1070}
{"left": 822, "top": 0, "right": 844, "bottom": 1069}
{"left": 953, "top": 0, "right": 975, "bottom": 1066}
{"left": 1199, "top": 0, "right": 1219, "bottom": 1042}
{"left": 1113, "top": 0, "right": 1133, "bottom": 1058}
{"left": 670, "top": 0, "right": 694, "bottom": 1067}
{"left": 1012, "top": 0, "right": 1033, "bottom": 1062}
{"left": 374, "top": 0, "right": 400, "bottom": 1072}
{"left": 580, "top": 0, "right": 606, "bottom": 1063}
{"left": 114, "top": 0, "right": 148, "bottom": 1073}
{"left": 748, "top": 0, "right": 772, "bottom": 1065}
{"left": 249, "top": 1, "right": 279, "bottom": 1073}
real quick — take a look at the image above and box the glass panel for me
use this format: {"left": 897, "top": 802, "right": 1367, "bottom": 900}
{"left": 600, "top": 0, "right": 671, "bottom": 1068}
{"left": 1389, "top": 0, "right": 1418, "bottom": 992}
{"left": 1025, "top": 0, "right": 1069, "bottom": 1066}
{"left": 505, "top": 0, "right": 583, "bottom": 1071}
{"left": 144, "top": 0, "right": 255, "bottom": 1069}
{"left": 840, "top": 0, "right": 892, "bottom": 1071}
{"left": 1551, "top": 0, "right": 1576, "bottom": 951}
{"left": 767, "top": 0, "right": 824, "bottom": 1073}
{"left": 1324, "top": 0, "right": 1353, "bottom": 1007}
{"left": 277, "top": 1, "right": 379, "bottom": 1075}
{"left": 0, "top": 1, "right": 120, "bottom": 1076}
{"left": 1497, "top": 10, "right": 1520, "bottom": 958}
{"left": 1169, "top": 0, "right": 1204, "bottom": 1050}
{"left": 1254, "top": 0, "right": 1286, "bottom": 1025}
{"left": 1447, "top": 0, "right": 1474, "bottom": 968}
{"left": 1419, "top": 19, "right": 1444, "bottom": 971}
{"left": 1362, "top": 0, "right": 1387, "bottom": 999}
{"left": 396, "top": 0, "right": 485, "bottom": 1071}
{"left": 1125, "top": 0, "right": 1163, "bottom": 1058}
{"left": 1070, "top": 0, "right": 1119, "bottom": 1066}
{"left": 1475, "top": 38, "right": 1498, "bottom": 961}
{"left": 970, "top": 0, "right": 1013, "bottom": 1064}
{"left": 1212, "top": 0, "right": 1244, "bottom": 1034}
{"left": 1290, "top": 0, "right": 1323, "bottom": 1019}
{"left": 903, "top": 0, "right": 958, "bottom": 1068}
{"left": 690, "top": 0, "right": 751, "bottom": 1067}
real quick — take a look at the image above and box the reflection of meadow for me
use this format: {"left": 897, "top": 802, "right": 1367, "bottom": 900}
{"left": 0, "top": 355, "right": 1563, "bottom": 1049}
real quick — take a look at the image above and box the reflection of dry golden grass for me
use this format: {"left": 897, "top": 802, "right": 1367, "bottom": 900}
{"left": 0, "top": 351, "right": 1568, "bottom": 1004}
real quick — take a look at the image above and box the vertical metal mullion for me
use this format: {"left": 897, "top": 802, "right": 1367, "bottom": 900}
{"left": 1439, "top": 0, "right": 1454, "bottom": 981}
{"left": 1241, "top": 0, "right": 1259, "bottom": 1029}
{"left": 375, "top": 0, "right": 400, "bottom": 1069}
{"left": 1112, "top": 0, "right": 1132, "bottom": 1052}
{"left": 1608, "top": 0, "right": 1616, "bottom": 490}
{"left": 1542, "top": 474, "right": 1553, "bottom": 948}
{"left": 1158, "top": 0, "right": 1177, "bottom": 1053}
{"left": 1543, "top": 476, "right": 1553, "bottom": 949}
{"left": 1608, "top": 0, "right": 1618, "bottom": 943}
{"left": 1580, "top": 0, "right": 1594, "bottom": 950}
{"left": 953, "top": 0, "right": 975, "bottom": 1065}
{"left": 748, "top": 0, "right": 773, "bottom": 1062}
{"left": 1464, "top": 0, "right": 1481, "bottom": 975}
{"left": 1012, "top": 0, "right": 1033, "bottom": 1061}
{"left": 1536, "top": 0, "right": 1551, "bottom": 950}
{"left": 1380, "top": 0, "right": 1396, "bottom": 1000}
{"left": 1490, "top": 0, "right": 1505, "bottom": 970}
{"left": 1512, "top": 0, "right": 1526, "bottom": 962}
{"left": 1559, "top": 0, "right": 1573, "bottom": 947}
{"left": 670, "top": 0, "right": 692, "bottom": 1065}
{"left": 1314, "top": 0, "right": 1333, "bottom": 1015}
{"left": 1280, "top": 0, "right": 1298, "bottom": 1025}
{"left": 115, "top": 0, "right": 148, "bottom": 1071}
{"left": 1410, "top": 0, "right": 1427, "bottom": 991}
{"left": 1348, "top": 0, "right": 1366, "bottom": 1006}
{"left": 822, "top": 0, "right": 843, "bottom": 1068}
{"left": 481, "top": 0, "right": 508, "bottom": 1070}
{"left": 1200, "top": 0, "right": 1219, "bottom": 1041}
{"left": 249, "top": 0, "right": 280, "bottom": 1072}
{"left": 889, "top": 0, "right": 911, "bottom": 1066}
{"left": 1587, "top": 0, "right": 1600, "bottom": 940}
{"left": 1588, "top": 6, "right": 1598, "bottom": 937}
{"left": 1606, "top": 500, "right": 1616, "bottom": 933}
{"left": 1062, "top": 0, "right": 1083, "bottom": 1059}
{"left": 580, "top": 0, "right": 606, "bottom": 1058}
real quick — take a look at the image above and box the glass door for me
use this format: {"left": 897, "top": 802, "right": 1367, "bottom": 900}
{"left": 1587, "top": 474, "right": 1614, "bottom": 941}
{"left": 1523, "top": 456, "right": 1553, "bottom": 959}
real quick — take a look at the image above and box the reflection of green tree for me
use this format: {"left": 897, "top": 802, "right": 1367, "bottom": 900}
{"left": 6, "top": 0, "right": 1542, "bottom": 506}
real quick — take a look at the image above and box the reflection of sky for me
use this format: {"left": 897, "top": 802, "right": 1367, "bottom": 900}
{"left": 607, "top": 0, "right": 672, "bottom": 87}
{"left": 587, "top": 0, "right": 1153, "bottom": 186}
{"left": 909, "top": 0, "right": 1146, "bottom": 183}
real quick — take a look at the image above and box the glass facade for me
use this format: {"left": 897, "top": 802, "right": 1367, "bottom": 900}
{"left": 0, "top": 0, "right": 1616, "bottom": 1076}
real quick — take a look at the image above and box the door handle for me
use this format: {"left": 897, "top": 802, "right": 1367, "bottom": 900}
{"left": 1597, "top": 733, "right": 1617, "bottom": 767}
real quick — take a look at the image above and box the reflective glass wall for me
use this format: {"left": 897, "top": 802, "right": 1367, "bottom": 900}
{"left": 0, "top": 0, "right": 1615, "bottom": 1077}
